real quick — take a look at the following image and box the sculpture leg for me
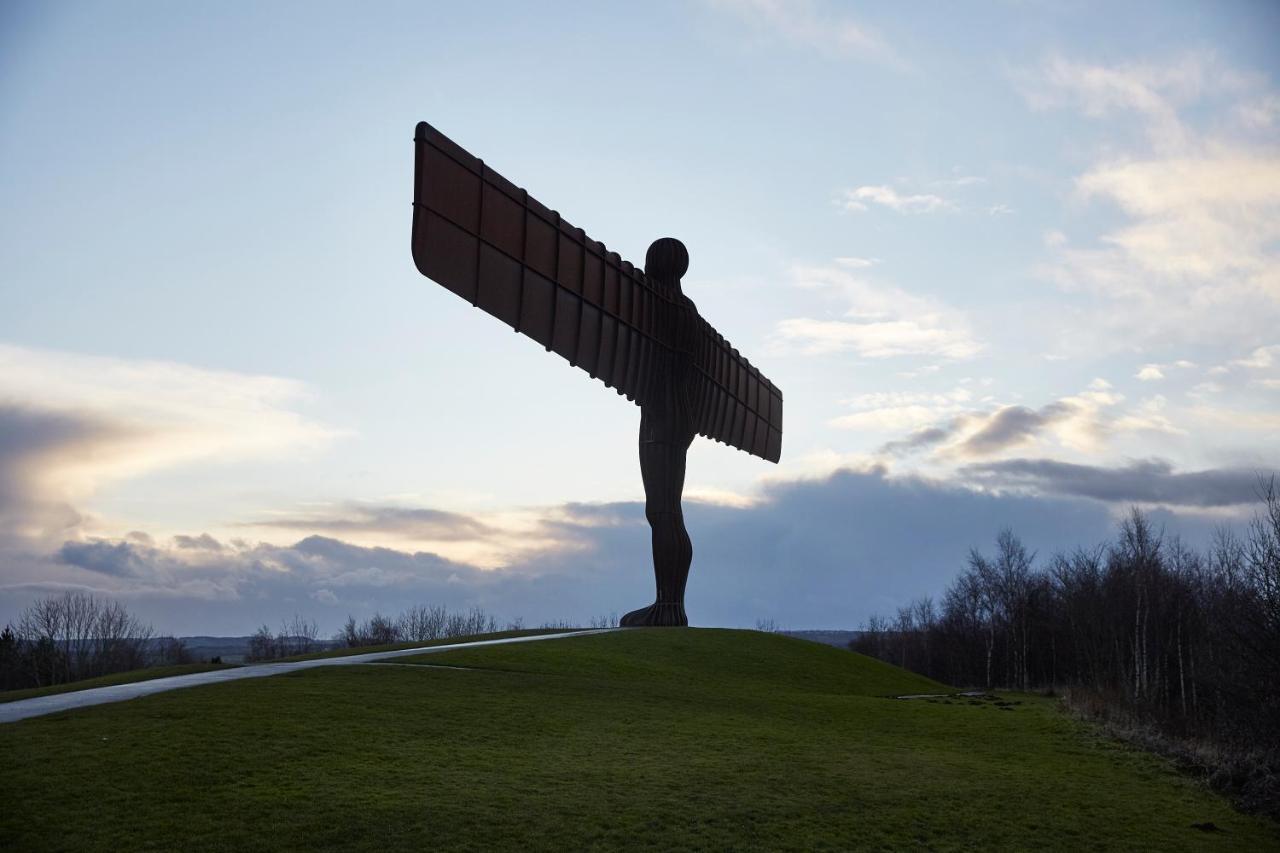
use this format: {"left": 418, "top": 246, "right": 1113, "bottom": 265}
{"left": 621, "top": 437, "right": 692, "bottom": 627}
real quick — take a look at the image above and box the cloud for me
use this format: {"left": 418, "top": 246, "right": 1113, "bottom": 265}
{"left": 841, "top": 185, "right": 954, "bottom": 214}
{"left": 768, "top": 261, "right": 982, "bottom": 359}
{"left": 771, "top": 318, "right": 981, "bottom": 359}
{"left": 2, "top": 468, "right": 1144, "bottom": 634}
{"left": 173, "top": 533, "right": 224, "bottom": 551}
{"left": 707, "top": 0, "right": 900, "bottom": 66}
{"left": 246, "top": 504, "right": 497, "bottom": 542}
{"left": 880, "top": 381, "right": 1184, "bottom": 461}
{"left": 830, "top": 388, "right": 975, "bottom": 432}
{"left": 240, "top": 501, "right": 584, "bottom": 569}
{"left": 1028, "top": 55, "right": 1280, "bottom": 350}
{"left": 957, "top": 402, "right": 1077, "bottom": 457}
{"left": 881, "top": 402, "right": 1076, "bottom": 459}
{"left": 1237, "top": 94, "right": 1280, "bottom": 130}
{"left": 0, "top": 345, "right": 340, "bottom": 547}
{"left": 6, "top": 460, "right": 1266, "bottom": 635}
{"left": 961, "top": 458, "right": 1264, "bottom": 508}
{"left": 1230, "top": 345, "right": 1279, "bottom": 369}
{"left": 56, "top": 539, "right": 152, "bottom": 578}
{"left": 0, "top": 404, "right": 130, "bottom": 544}
{"left": 834, "top": 256, "right": 879, "bottom": 268}
{"left": 1136, "top": 360, "right": 1197, "bottom": 381}
{"left": 1020, "top": 52, "right": 1256, "bottom": 149}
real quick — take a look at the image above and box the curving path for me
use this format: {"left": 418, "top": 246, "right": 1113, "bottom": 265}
{"left": 0, "top": 628, "right": 619, "bottom": 724}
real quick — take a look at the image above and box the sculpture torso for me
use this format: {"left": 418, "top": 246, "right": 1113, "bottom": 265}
{"left": 639, "top": 291, "right": 699, "bottom": 448}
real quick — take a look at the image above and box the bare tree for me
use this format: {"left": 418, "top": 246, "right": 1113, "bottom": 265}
{"left": 13, "top": 592, "right": 153, "bottom": 685}
{"left": 154, "top": 636, "right": 193, "bottom": 665}
{"left": 589, "top": 613, "right": 618, "bottom": 629}
{"left": 277, "top": 614, "right": 319, "bottom": 656}
{"left": 397, "top": 604, "right": 448, "bottom": 641}
{"left": 247, "top": 624, "right": 277, "bottom": 662}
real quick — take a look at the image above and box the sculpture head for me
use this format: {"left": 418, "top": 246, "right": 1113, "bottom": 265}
{"left": 645, "top": 237, "right": 689, "bottom": 287}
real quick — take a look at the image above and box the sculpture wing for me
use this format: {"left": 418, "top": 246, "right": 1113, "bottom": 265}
{"left": 689, "top": 317, "right": 783, "bottom": 463}
{"left": 412, "top": 121, "right": 670, "bottom": 406}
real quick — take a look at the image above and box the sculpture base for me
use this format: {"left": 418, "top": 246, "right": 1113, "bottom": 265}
{"left": 620, "top": 601, "right": 688, "bottom": 627}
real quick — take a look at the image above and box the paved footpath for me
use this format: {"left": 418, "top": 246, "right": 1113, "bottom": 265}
{"left": 0, "top": 629, "right": 618, "bottom": 724}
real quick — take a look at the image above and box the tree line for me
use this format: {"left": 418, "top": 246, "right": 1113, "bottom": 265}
{"left": 850, "top": 479, "right": 1280, "bottom": 814}
{"left": 0, "top": 592, "right": 192, "bottom": 690}
{"left": 2, "top": 591, "right": 617, "bottom": 685}
{"left": 245, "top": 604, "right": 507, "bottom": 661}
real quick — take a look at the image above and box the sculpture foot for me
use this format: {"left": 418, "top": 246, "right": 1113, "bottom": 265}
{"left": 619, "top": 602, "right": 687, "bottom": 627}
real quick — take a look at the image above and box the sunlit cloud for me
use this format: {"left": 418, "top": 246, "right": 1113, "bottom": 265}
{"left": 241, "top": 502, "right": 591, "bottom": 569}
{"left": 1230, "top": 345, "right": 1280, "bottom": 369}
{"left": 1027, "top": 54, "right": 1280, "bottom": 351}
{"left": 830, "top": 388, "right": 977, "bottom": 432}
{"left": 880, "top": 380, "right": 1186, "bottom": 464}
{"left": 0, "top": 344, "right": 341, "bottom": 547}
{"left": 841, "top": 185, "right": 954, "bottom": 214}
{"left": 768, "top": 260, "right": 982, "bottom": 359}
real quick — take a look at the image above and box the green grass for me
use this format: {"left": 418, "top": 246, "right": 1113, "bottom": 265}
{"left": 1, "top": 629, "right": 1275, "bottom": 851}
{"left": 0, "top": 630, "right": 569, "bottom": 704}
{"left": 0, "top": 663, "right": 239, "bottom": 704}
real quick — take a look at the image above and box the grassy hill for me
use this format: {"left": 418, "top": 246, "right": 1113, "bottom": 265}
{"left": 1, "top": 629, "right": 1275, "bottom": 851}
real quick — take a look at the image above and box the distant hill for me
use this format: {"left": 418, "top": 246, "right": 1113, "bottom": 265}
{"left": 780, "top": 629, "right": 861, "bottom": 649}
{"left": 158, "top": 636, "right": 340, "bottom": 664}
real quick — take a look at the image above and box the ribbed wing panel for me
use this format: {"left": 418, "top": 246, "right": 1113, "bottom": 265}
{"left": 412, "top": 120, "right": 783, "bottom": 463}
{"left": 412, "top": 121, "right": 666, "bottom": 405}
{"left": 690, "top": 319, "right": 783, "bottom": 463}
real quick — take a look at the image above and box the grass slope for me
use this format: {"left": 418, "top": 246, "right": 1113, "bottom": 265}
{"left": 0, "top": 630, "right": 567, "bottom": 704}
{"left": 0, "top": 663, "right": 239, "bottom": 704}
{"left": 1, "top": 629, "right": 1275, "bottom": 851}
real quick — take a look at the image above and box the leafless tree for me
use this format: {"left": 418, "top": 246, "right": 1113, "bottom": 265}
{"left": 848, "top": 487, "right": 1280, "bottom": 816}
{"left": 247, "top": 624, "right": 277, "bottom": 662}
{"left": 277, "top": 614, "right": 319, "bottom": 656}
{"left": 154, "top": 636, "right": 192, "bottom": 665}
{"left": 397, "top": 604, "right": 448, "bottom": 641}
{"left": 12, "top": 592, "right": 153, "bottom": 686}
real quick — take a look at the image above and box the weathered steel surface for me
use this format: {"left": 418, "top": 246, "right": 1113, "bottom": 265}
{"left": 411, "top": 122, "right": 785, "bottom": 625}
{"left": 411, "top": 121, "right": 782, "bottom": 463}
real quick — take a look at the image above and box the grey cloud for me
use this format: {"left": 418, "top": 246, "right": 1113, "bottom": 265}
{"left": 0, "top": 404, "right": 137, "bottom": 544}
{"left": 958, "top": 402, "right": 1075, "bottom": 456}
{"left": 6, "top": 466, "right": 1258, "bottom": 636}
{"left": 243, "top": 505, "right": 496, "bottom": 541}
{"left": 0, "top": 469, "right": 1132, "bottom": 634}
{"left": 881, "top": 422, "right": 959, "bottom": 455}
{"left": 881, "top": 402, "right": 1077, "bottom": 459}
{"left": 961, "top": 458, "right": 1266, "bottom": 507}
{"left": 173, "top": 533, "right": 223, "bottom": 550}
{"left": 0, "top": 404, "right": 108, "bottom": 469}
{"left": 56, "top": 539, "right": 151, "bottom": 577}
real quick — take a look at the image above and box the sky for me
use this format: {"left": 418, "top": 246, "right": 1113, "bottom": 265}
{"left": 1, "top": 0, "right": 1277, "bottom": 635}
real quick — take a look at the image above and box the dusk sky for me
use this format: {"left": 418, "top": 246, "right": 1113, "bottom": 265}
{"left": 2, "top": 1, "right": 1278, "bottom": 634}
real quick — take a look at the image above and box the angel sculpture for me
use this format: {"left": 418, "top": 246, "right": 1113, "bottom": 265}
{"left": 411, "top": 122, "right": 783, "bottom": 626}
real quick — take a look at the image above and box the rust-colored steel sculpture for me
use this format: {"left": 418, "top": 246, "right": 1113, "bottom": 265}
{"left": 411, "top": 121, "right": 783, "bottom": 626}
